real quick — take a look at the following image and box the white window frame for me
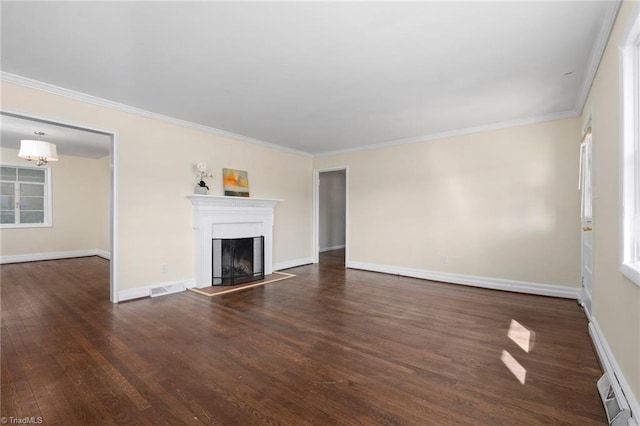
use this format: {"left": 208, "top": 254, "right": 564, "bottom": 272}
{"left": 0, "top": 163, "right": 53, "bottom": 229}
{"left": 619, "top": 4, "right": 640, "bottom": 287}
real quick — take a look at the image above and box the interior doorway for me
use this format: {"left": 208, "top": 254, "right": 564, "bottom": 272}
{"left": 0, "top": 110, "right": 118, "bottom": 302}
{"left": 313, "top": 167, "right": 347, "bottom": 266}
{"left": 579, "top": 126, "right": 593, "bottom": 318}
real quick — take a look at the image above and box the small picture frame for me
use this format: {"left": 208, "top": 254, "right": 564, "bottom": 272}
{"left": 222, "top": 168, "right": 250, "bottom": 197}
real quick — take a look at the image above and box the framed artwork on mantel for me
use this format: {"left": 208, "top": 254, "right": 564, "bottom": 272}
{"left": 222, "top": 168, "right": 250, "bottom": 197}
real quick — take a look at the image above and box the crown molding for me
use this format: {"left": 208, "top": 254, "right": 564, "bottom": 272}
{"left": 313, "top": 109, "right": 580, "bottom": 158}
{"left": 2, "top": 72, "right": 583, "bottom": 160}
{"left": 0, "top": 72, "right": 312, "bottom": 158}
{"left": 575, "top": 0, "right": 622, "bottom": 113}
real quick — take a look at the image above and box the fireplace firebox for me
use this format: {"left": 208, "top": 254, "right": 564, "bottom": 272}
{"left": 212, "top": 236, "right": 265, "bottom": 286}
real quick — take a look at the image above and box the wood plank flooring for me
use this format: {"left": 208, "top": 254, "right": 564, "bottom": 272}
{"left": 1, "top": 251, "right": 606, "bottom": 425}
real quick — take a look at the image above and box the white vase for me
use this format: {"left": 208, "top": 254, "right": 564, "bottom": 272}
{"left": 194, "top": 186, "right": 208, "bottom": 195}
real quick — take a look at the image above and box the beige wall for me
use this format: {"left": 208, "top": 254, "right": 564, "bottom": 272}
{"left": 0, "top": 81, "right": 313, "bottom": 290}
{"left": 0, "top": 147, "right": 110, "bottom": 256}
{"left": 581, "top": 0, "right": 639, "bottom": 404}
{"left": 314, "top": 117, "right": 581, "bottom": 287}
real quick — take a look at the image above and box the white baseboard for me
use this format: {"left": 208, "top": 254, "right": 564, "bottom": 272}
{"left": 274, "top": 257, "right": 314, "bottom": 271}
{"left": 117, "top": 258, "right": 311, "bottom": 301}
{"left": 346, "top": 261, "right": 580, "bottom": 299}
{"left": 589, "top": 319, "right": 639, "bottom": 425}
{"left": 0, "top": 249, "right": 110, "bottom": 264}
{"left": 117, "top": 286, "right": 150, "bottom": 302}
{"left": 118, "top": 278, "right": 195, "bottom": 302}
{"left": 320, "top": 245, "right": 345, "bottom": 253}
{"left": 96, "top": 249, "right": 111, "bottom": 260}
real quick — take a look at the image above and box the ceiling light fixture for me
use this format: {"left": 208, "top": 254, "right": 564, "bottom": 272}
{"left": 18, "top": 131, "right": 59, "bottom": 166}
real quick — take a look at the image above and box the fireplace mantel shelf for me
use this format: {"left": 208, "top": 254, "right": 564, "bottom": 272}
{"left": 187, "top": 195, "right": 282, "bottom": 208}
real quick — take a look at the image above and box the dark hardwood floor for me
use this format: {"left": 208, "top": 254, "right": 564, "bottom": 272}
{"left": 1, "top": 251, "right": 606, "bottom": 425}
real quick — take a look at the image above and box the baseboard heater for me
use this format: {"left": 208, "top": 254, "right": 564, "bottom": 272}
{"left": 597, "top": 372, "right": 632, "bottom": 425}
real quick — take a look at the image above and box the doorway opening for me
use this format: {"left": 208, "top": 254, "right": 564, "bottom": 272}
{"left": 0, "top": 110, "right": 118, "bottom": 302}
{"left": 313, "top": 167, "right": 347, "bottom": 267}
{"left": 579, "top": 124, "right": 593, "bottom": 318}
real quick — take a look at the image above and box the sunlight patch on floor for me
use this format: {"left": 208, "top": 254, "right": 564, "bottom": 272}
{"left": 501, "top": 350, "right": 527, "bottom": 384}
{"left": 507, "top": 319, "right": 536, "bottom": 353}
{"left": 502, "top": 319, "right": 536, "bottom": 384}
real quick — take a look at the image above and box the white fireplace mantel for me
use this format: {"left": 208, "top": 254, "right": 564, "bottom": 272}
{"left": 188, "top": 195, "right": 281, "bottom": 288}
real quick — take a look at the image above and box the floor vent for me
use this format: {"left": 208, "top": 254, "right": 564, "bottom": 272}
{"left": 150, "top": 284, "right": 181, "bottom": 297}
{"left": 598, "top": 372, "right": 631, "bottom": 425}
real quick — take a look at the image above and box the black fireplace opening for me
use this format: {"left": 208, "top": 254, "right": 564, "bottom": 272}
{"left": 212, "top": 236, "right": 264, "bottom": 286}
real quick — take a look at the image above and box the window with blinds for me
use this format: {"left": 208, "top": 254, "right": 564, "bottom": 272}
{"left": 0, "top": 165, "right": 51, "bottom": 227}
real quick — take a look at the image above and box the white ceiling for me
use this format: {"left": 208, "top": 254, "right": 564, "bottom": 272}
{"left": 0, "top": 1, "right": 614, "bottom": 156}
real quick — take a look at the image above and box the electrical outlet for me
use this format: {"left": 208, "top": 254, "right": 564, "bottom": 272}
{"left": 441, "top": 256, "right": 448, "bottom": 264}
{"left": 160, "top": 264, "right": 168, "bottom": 274}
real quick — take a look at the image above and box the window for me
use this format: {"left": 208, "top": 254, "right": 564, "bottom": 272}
{"left": 619, "top": 6, "right": 640, "bottom": 286}
{"left": 0, "top": 165, "right": 52, "bottom": 228}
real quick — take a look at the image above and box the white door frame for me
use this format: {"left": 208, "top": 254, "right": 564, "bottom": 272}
{"left": 1, "top": 109, "right": 119, "bottom": 303}
{"left": 579, "top": 124, "right": 594, "bottom": 317}
{"left": 313, "top": 166, "right": 348, "bottom": 265}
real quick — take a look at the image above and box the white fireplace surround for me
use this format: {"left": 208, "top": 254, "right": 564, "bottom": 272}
{"left": 188, "top": 195, "right": 280, "bottom": 288}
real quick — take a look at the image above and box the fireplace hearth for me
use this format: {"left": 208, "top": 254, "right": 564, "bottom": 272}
{"left": 212, "top": 236, "right": 265, "bottom": 285}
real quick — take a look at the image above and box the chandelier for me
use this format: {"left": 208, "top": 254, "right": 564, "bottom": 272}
{"left": 18, "top": 131, "right": 59, "bottom": 166}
